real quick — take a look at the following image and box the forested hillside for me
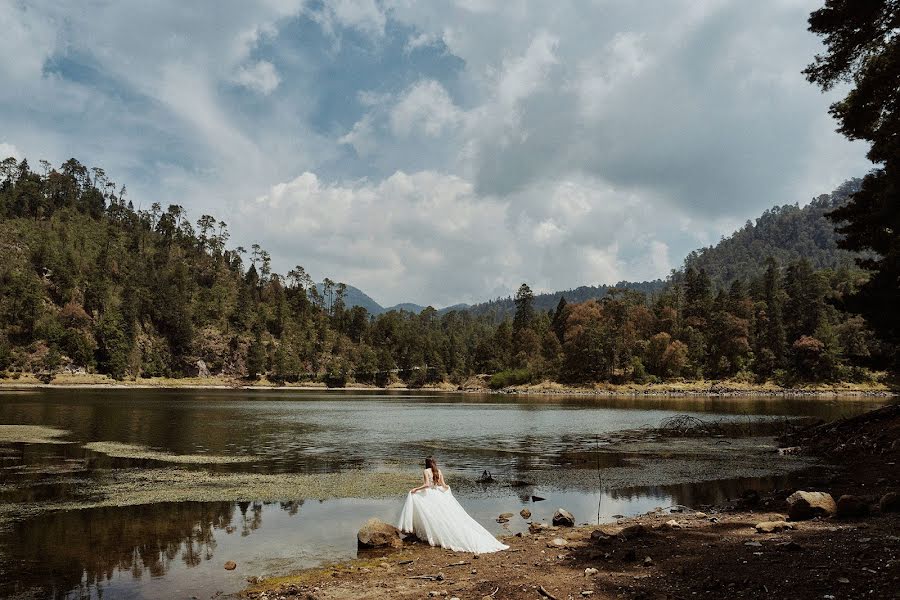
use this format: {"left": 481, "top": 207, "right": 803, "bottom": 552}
{"left": 0, "top": 158, "right": 887, "bottom": 386}
{"left": 683, "top": 179, "right": 861, "bottom": 286}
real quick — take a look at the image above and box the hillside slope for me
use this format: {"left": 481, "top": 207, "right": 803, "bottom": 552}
{"left": 684, "top": 179, "right": 860, "bottom": 285}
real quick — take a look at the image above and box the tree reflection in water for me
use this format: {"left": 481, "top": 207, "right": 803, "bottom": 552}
{"left": 0, "top": 500, "right": 304, "bottom": 600}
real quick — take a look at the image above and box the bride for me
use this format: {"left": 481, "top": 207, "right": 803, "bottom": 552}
{"left": 398, "top": 456, "right": 508, "bottom": 553}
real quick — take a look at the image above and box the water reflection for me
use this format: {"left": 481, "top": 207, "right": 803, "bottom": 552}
{"left": 0, "top": 473, "right": 799, "bottom": 600}
{"left": 0, "top": 389, "right": 885, "bottom": 477}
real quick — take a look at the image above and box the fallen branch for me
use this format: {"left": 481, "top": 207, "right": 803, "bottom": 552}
{"left": 538, "top": 585, "right": 559, "bottom": 600}
{"left": 408, "top": 573, "right": 445, "bottom": 581}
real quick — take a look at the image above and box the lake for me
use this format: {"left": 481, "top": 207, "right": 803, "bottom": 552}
{"left": 0, "top": 389, "right": 888, "bottom": 599}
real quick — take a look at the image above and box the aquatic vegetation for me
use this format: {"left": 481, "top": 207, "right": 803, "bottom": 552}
{"left": 0, "top": 425, "right": 70, "bottom": 444}
{"left": 82, "top": 441, "right": 257, "bottom": 464}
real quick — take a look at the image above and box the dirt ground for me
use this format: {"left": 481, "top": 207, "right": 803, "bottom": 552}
{"left": 244, "top": 405, "right": 899, "bottom": 600}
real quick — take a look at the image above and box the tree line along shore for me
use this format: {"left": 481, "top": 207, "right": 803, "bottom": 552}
{"left": 1, "top": 159, "right": 896, "bottom": 391}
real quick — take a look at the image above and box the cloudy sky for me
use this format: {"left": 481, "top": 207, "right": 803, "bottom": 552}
{"left": 1, "top": 0, "right": 869, "bottom": 307}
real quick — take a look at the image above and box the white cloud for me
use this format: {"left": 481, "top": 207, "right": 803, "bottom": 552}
{"left": 233, "top": 60, "right": 281, "bottom": 95}
{"left": 0, "top": 0, "right": 872, "bottom": 306}
{"left": 241, "top": 169, "right": 688, "bottom": 305}
{"left": 390, "top": 80, "right": 461, "bottom": 137}
{"left": 0, "top": 143, "right": 20, "bottom": 160}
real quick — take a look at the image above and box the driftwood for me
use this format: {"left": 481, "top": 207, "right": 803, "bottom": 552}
{"left": 538, "top": 585, "right": 559, "bottom": 600}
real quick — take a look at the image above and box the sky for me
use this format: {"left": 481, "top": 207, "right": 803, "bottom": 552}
{"left": 0, "top": 0, "right": 870, "bottom": 307}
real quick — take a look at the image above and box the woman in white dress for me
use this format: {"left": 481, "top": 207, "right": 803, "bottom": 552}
{"left": 398, "top": 456, "right": 508, "bottom": 553}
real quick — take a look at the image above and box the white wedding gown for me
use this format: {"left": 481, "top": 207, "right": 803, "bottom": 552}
{"left": 398, "top": 469, "right": 508, "bottom": 553}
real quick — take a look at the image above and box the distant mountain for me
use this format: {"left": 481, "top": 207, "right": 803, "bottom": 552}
{"left": 683, "top": 179, "right": 861, "bottom": 286}
{"left": 332, "top": 179, "right": 863, "bottom": 319}
{"left": 316, "top": 283, "right": 385, "bottom": 315}
{"left": 385, "top": 302, "right": 427, "bottom": 313}
{"left": 462, "top": 280, "right": 668, "bottom": 322}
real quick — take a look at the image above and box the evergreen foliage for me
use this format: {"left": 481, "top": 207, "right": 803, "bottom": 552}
{"left": 0, "top": 157, "right": 887, "bottom": 385}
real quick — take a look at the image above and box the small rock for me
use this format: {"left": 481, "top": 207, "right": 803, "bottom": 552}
{"left": 755, "top": 521, "right": 794, "bottom": 533}
{"left": 553, "top": 508, "right": 575, "bottom": 527}
{"left": 837, "top": 577, "right": 850, "bottom": 584}
{"left": 776, "top": 541, "right": 803, "bottom": 551}
{"left": 584, "top": 567, "right": 599, "bottom": 576}
{"left": 744, "top": 541, "right": 762, "bottom": 547}
{"left": 529, "top": 522, "right": 548, "bottom": 534}
{"left": 471, "top": 569, "right": 477, "bottom": 574}
{"left": 548, "top": 537, "right": 568, "bottom": 548}
{"left": 786, "top": 491, "right": 837, "bottom": 520}
{"left": 581, "top": 592, "right": 594, "bottom": 597}
{"left": 590, "top": 529, "right": 615, "bottom": 544}
{"left": 520, "top": 508, "right": 532, "bottom": 519}
{"left": 224, "top": 561, "right": 237, "bottom": 570}
{"left": 663, "top": 519, "right": 682, "bottom": 529}
{"left": 879, "top": 492, "right": 900, "bottom": 513}
{"left": 836, "top": 495, "right": 869, "bottom": 518}
{"left": 694, "top": 512, "right": 707, "bottom": 518}
{"left": 643, "top": 556, "right": 653, "bottom": 566}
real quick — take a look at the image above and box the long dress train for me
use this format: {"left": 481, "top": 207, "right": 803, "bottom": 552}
{"left": 398, "top": 469, "right": 508, "bottom": 553}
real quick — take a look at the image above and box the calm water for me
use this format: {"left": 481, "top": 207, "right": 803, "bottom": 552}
{"left": 0, "top": 389, "right": 888, "bottom": 599}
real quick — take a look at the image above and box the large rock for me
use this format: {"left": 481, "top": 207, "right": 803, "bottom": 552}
{"left": 196, "top": 359, "right": 211, "bottom": 378}
{"left": 357, "top": 518, "right": 403, "bottom": 549}
{"left": 552, "top": 508, "right": 575, "bottom": 527}
{"left": 836, "top": 495, "right": 870, "bottom": 518}
{"left": 880, "top": 492, "right": 900, "bottom": 513}
{"left": 787, "top": 491, "right": 836, "bottom": 520}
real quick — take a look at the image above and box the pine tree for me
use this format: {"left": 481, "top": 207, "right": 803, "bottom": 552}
{"left": 805, "top": 0, "right": 900, "bottom": 365}
{"left": 512, "top": 283, "right": 535, "bottom": 333}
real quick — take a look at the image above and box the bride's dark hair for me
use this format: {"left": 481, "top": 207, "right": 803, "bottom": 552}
{"left": 425, "top": 456, "right": 439, "bottom": 482}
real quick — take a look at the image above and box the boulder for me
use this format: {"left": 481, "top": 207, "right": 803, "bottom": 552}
{"left": 836, "top": 495, "right": 870, "bottom": 518}
{"left": 357, "top": 518, "right": 403, "bottom": 549}
{"left": 786, "top": 491, "right": 836, "bottom": 520}
{"left": 520, "top": 508, "right": 532, "bottom": 519}
{"left": 880, "top": 492, "right": 900, "bottom": 513}
{"left": 618, "top": 524, "right": 648, "bottom": 540}
{"left": 755, "top": 521, "right": 794, "bottom": 533}
{"left": 196, "top": 359, "right": 211, "bottom": 378}
{"left": 552, "top": 508, "right": 575, "bottom": 527}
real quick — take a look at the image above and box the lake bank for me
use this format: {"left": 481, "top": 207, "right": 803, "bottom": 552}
{"left": 242, "top": 404, "right": 900, "bottom": 600}
{"left": 1, "top": 373, "right": 895, "bottom": 397}
{"left": 0, "top": 391, "right": 893, "bottom": 598}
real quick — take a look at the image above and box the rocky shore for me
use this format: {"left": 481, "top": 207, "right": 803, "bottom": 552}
{"left": 242, "top": 405, "right": 900, "bottom": 600}
{"left": 0, "top": 373, "right": 894, "bottom": 397}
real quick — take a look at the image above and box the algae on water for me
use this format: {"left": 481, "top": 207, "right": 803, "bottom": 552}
{"left": 0, "top": 425, "right": 70, "bottom": 444}
{"left": 83, "top": 441, "right": 257, "bottom": 464}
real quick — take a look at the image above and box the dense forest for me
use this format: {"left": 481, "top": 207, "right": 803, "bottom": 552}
{"left": 0, "top": 157, "right": 889, "bottom": 387}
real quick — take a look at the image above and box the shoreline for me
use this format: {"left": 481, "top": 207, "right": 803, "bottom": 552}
{"left": 241, "top": 405, "right": 900, "bottom": 600}
{"left": 0, "top": 374, "right": 895, "bottom": 397}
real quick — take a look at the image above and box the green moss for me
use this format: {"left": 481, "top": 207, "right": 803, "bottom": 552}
{"left": 0, "top": 425, "right": 70, "bottom": 444}
{"left": 83, "top": 441, "right": 256, "bottom": 464}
